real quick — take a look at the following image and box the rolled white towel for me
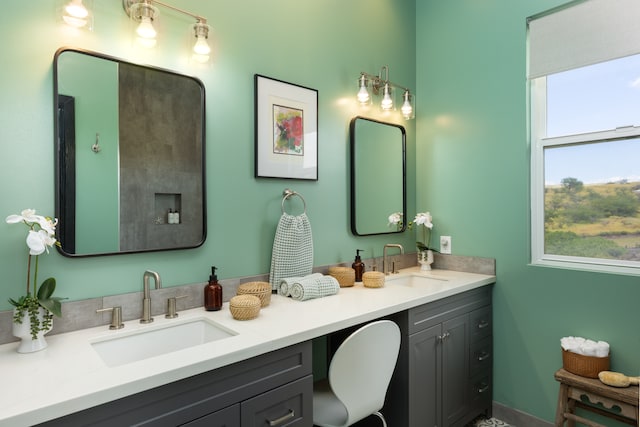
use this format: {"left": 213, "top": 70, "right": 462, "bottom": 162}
{"left": 279, "top": 273, "right": 322, "bottom": 296}
{"left": 290, "top": 275, "right": 340, "bottom": 301}
{"left": 561, "top": 336, "right": 609, "bottom": 357}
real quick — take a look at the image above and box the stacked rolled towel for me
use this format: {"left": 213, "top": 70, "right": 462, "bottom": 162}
{"left": 561, "top": 336, "right": 610, "bottom": 357}
{"left": 278, "top": 273, "right": 323, "bottom": 296}
{"left": 288, "top": 274, "right": 340, "bottom": 301}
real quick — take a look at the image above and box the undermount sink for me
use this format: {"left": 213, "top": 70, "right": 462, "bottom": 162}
{"left": 387, "top": 274, "right": 448, "bottom": 289}
{"left": 91, "top": 317, "right": 237, "bottom": 367}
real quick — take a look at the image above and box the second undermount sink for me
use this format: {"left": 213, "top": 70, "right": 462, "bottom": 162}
{"left": 387, "top": 274, "right": 448, "bottom": 289}
{"left": 91, "top": 317, "right": 238, "bottom": 367}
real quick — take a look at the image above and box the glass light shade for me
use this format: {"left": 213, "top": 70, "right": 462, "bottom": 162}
{"left": 191, "top": 22, "right": 212, "bottom": 64}
{"left": 381, "top": 84, "right": 393, "bottom": 111}
{"left": 356, "top": 75, "right": 371, "bottom": 105}
{"left": 130, "top": 2, "right": 158, "bottom": 49}
{"left": 62, "top": 0, "right": 91, "bottom": 29}
{"left": 401, "top": 90, "right": 414, "bottom": 119}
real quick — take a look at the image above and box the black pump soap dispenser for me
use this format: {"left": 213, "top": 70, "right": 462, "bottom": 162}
{"left": 352, "top": 249, "right": 365, "bottom": 282}
{"left": 204, "top": 266, "right": 223, "bottom": 311}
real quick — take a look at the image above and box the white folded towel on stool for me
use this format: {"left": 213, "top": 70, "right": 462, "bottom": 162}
{"left": 561, "top": 336, "right": 609, "bottom": 357}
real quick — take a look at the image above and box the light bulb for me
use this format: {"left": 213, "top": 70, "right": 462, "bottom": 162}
{"left": 136, "top": 16, "right": 156, "bottom": 39}
{"left": 381, "top": 84, "right": 393, "bottom": 110}
{"left": 401, "top": 90, "right": 413, "bottom": 119}
{"left": 193, "top": 35, "right": 211, "bottom": 56}
{"left": 63, "top": 0, "right": 88, "bottom": 27}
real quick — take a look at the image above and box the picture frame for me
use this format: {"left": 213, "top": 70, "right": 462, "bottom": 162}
{"left": 254, "top": 74, "right": 318, "bottom": 180}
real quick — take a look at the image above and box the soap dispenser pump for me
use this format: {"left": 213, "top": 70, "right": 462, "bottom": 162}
{"left": 352, "top": 249, "right": 365, "bottom": 282}
{"left": 204, "top": 266, "right": 223, "bottom": 311}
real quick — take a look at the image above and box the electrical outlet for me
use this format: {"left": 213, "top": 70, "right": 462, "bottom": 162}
{"left": 440, "top": 236, "right": 452, "bottom": 254}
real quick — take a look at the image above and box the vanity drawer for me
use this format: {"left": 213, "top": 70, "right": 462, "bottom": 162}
{"left": 241, "top": 375, "right": 313, "bottom": 427}
{"left": 469, "top": 306, "right": 492, "bottom": 343}
{"left": 469, "top": 373, "right": 492, "bottom": 408}
{"left": 469, "top": 336, "right": 492, "bottom": 377}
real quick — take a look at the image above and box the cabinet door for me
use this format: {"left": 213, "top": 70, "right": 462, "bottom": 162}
{"left": 408, "top": 323, "right": 441, "bottom": 427}
{"left": 442, "top": 314, "right": 469, "bottom": 427}
{"left": 182, "top": 404, "right": 240, "bottom": 427}
{"left": 241, "top": 375, "right": 312, "bottom": 427}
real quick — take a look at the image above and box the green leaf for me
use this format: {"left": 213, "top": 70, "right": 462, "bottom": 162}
{"left": 39, "top": 297, "right": 64, "bottom": 318}
{"left": 37, "top": 278, "right": 56, "bottom": 300}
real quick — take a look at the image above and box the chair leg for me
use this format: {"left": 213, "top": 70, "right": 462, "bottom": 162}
{"left": 372, "top": 411, "right": 388, "bottom": 427}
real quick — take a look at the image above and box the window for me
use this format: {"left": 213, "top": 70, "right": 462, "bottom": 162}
{"left": 529, "top": 0, "right": 640, "bottom": 275}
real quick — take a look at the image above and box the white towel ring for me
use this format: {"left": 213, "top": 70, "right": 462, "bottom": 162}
{"left": 282, "top": 188, "right": 307, "bottom": 214}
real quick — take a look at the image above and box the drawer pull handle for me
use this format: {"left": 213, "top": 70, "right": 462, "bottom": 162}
{"left": 477, "top": 320, "right": 489, "bottom": 329}
{"left": 477, "top": 383, "right": 490, "bottom": 393}
{"left": 477, "top": 351, "right": 490, "bottom": 361}
{"left": 269, "top": 409, "right": 295, "bottom": 426}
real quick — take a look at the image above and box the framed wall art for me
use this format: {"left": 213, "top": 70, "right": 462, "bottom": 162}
{"left": 254, "top": 74, "right": 318, "bottom": 180}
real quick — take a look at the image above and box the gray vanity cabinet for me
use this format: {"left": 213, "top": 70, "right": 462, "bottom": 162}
{"left": 38, "top": 342, "right": 312, "bottom": 427}
{"left": 386, "top": 286, "right": 493, "bottom": 427}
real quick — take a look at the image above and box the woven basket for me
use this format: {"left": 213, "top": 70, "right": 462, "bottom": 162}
{"left": 562, "top": 348, "right": 610, "bottom": 378}
{"left": 362, "top": 271, "right": 385, "bottom": 288}
{"left": 230, "top": 295, "right": 261, "bottom": 320}
{"left": 237, "top": 281, "right": 271, "bottom": 307}
{"left": 328, "top": 267, "right": 355, "bottom": 287}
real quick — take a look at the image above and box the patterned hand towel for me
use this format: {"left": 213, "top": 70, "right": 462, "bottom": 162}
{"left": 279, "top": 273, "right": 323, "bottom": 296}
{"left": 269, "top": 212, "right": 314, "bottom": 290}
{"left": 290, "top": 275, "right": 340, "bottom": 301}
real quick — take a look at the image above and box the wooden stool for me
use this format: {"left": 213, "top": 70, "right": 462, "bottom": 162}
{"left": 554, "top": 368, "right": 639, "bottom": 427}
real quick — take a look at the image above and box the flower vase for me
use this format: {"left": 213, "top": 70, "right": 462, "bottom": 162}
{"left": 417, "top": 250, "right": 434, "bottom": 271}
{"left": 12, "top": 307, "right": 53, "bottom": 353}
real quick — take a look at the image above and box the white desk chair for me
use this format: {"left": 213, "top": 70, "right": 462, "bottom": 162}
{"left": 313, "top": 320, "right": 401, "bottom": 427}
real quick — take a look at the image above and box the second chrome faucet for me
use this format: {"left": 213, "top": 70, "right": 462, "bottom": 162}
{"left": 141, "top": 270, "right": 162, "bottom": 323}
{"left": 383, "top": 244, "right": 404, "bottom": 275}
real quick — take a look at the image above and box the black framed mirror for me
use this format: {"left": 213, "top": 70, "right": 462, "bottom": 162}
{"left": 350, "top": 116, "right": 406, "bottom": 236}
{"left": 54, "top": 48, "right": 206, "bottom": 256}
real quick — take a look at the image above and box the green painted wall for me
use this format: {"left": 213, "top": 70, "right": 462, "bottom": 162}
{"left": 416, "top": 0, "right": 639, "bottom": 424}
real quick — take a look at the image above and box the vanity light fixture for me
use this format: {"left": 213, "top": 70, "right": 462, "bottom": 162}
{"left": 357, "top": 66, "right": 415, "bottom": 119}
{"left": 61, "top": 0, "right": 93, "bottom": 29}
{"left": 122, "top": 0, "right": 212, "bottom": 63}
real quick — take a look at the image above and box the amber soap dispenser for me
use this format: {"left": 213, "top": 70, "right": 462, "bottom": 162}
{"left": 352, "top": 249, "right": 365, "bottom": 282}
{"left": 204, "top": 266, "right": 223, "bottom": 311}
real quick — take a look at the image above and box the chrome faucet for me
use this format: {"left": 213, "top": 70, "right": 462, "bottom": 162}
{"left": 141, "top": 270, "right": 162, "bottom": 323}
{"left": 383, "top": 244, "right": 404, "bottom": 275}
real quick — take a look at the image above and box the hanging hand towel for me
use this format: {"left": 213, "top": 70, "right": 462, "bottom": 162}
{"left": 269, "top": 212, "right": 314, "bottom": 290}
{"left": 290, "top": 275, "right": 340, "bottom": 301}
{"left": 279, "top": 273, "right": 323, "bottom": 297}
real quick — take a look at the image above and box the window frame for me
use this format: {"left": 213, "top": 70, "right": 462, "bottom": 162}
{"left": 529, "top": 77, "right": 640, "bottom": 276}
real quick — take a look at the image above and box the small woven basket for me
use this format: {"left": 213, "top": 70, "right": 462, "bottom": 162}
{"left": 237, "top": 281, "right": 271, "bottom": 307}
{"left": 328, "top": 267, "right": 355, "bottom": 287}
{"left": 562, "top": 348, "right": 610, "bottom": 378}
{"left": 362, "top": 271, "right": 385, "bottom": 288}
{"left": 230, "top": 295, "right": 261, "bottom": 320}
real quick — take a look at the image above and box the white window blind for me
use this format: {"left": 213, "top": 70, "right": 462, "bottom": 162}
{"left": 528, "top": 0, "right": 640, "bottom": 78}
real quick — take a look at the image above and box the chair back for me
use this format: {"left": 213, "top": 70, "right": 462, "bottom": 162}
{"left": 328, "top": 320, "right": 401, "bottom": 426}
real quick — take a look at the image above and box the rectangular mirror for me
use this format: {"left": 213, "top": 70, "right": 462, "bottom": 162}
{"left": 54, "top": 48, "right": 206, "bottom": 256}
{"left": 350, "top": 116, "right": 406, "bottom": 236}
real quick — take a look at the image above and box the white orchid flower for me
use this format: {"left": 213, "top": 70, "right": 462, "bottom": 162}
{"left": 388, "top": 212, "right": 403, "bottom": 226}
{"left": 413, "top": 212, "right": 433, "bottom": 228}
{"left": 37, "top": 216, "right": 58, "bottom": 236}
{"left": 26, "top": 229, "right": 57, "bottom": 255}
{"left": 5, "top": 208, "right": 39, "bottom": 224}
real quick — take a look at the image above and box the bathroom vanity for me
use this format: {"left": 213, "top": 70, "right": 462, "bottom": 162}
{"left": 0, "top": 267, "right": 495, "bottom": 426}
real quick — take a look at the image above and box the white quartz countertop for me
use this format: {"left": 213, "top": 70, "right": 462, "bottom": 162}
{"left": 0, "top": 267, "right": 495, "bottom": 426}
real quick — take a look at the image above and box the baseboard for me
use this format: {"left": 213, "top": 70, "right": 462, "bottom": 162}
{"left": 492, "top": 401, "right": 553, "bottom": 427}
